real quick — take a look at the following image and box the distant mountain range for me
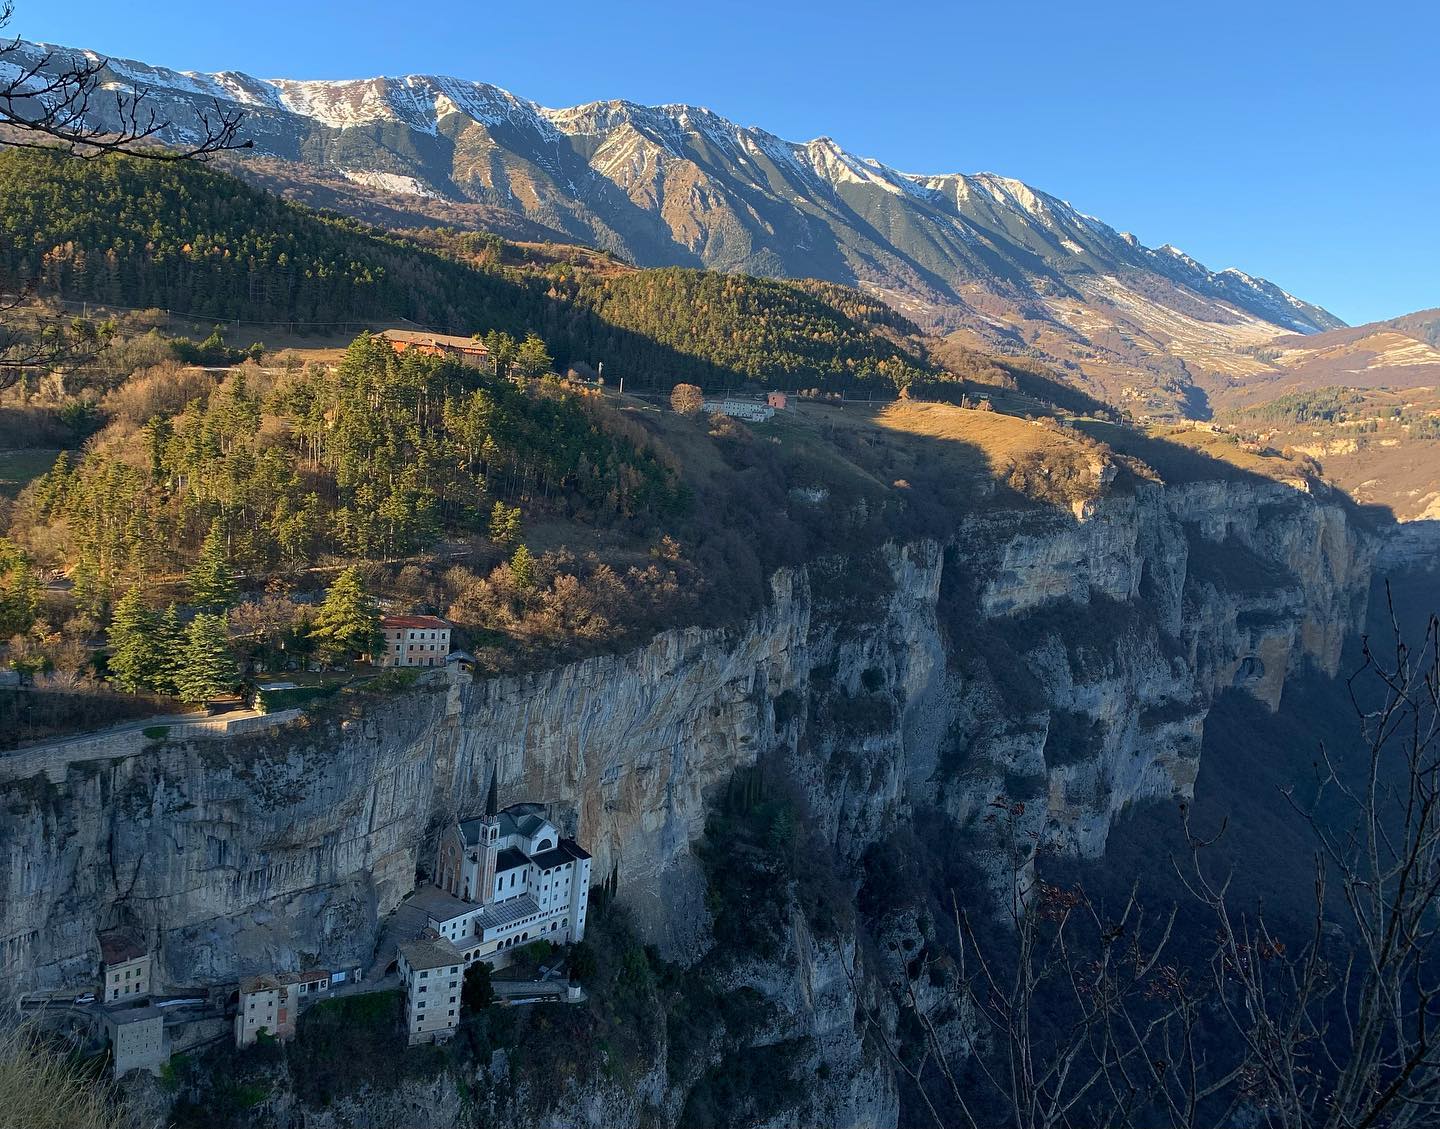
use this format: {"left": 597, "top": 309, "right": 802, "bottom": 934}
{"left": 0, "top": 39, "right": 1385, "bottom": 415}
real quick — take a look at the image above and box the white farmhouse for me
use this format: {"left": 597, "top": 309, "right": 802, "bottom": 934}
{"left": 702, "top": 398, "right": 775, "bottom": 423}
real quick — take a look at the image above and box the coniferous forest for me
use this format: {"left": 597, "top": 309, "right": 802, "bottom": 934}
{"left": 0, "top": 148, "right": 932, "bottom": 394}
{"left": 14, "top": 333, "right": 680, "bottom": 610}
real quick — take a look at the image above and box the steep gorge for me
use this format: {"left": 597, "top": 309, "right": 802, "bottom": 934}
{"left": 0, "top": 476, "right": 1377, "bottom": 1126}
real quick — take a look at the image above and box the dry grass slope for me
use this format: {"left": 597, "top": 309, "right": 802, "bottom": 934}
{"left": 0, "top": 1028, "right": 138, "bottom": 1129}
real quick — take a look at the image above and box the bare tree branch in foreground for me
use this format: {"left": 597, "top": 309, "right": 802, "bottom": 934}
{"left": 0, "top": 2, "right": 249, "bottom": 160}
{"left": 855, "top": 586, "right": 1440, "bottom": 1128}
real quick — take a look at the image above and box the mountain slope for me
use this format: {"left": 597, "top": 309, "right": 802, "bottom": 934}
{"left": 4, "top": 39, "right": 1345, "bottom": 415}
{"left": 0, "top": 148, "right": 933, "bottom": 392}
{"left": 1205, "top": 308, "right": 1440, "bottom": 410}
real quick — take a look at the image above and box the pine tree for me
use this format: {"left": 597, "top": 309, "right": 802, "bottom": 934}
{"left": 514, "top": 333, "right": 552, "bottom": 380}
{"left": 152, "top": 604, "right": 185, "bottom": 697}
{"left": 177, "top": 612, "right": 239, "bottom": 704}
{"left": 0, "top": 536, "right": 37, "bottom": 638}
{"left": 488, "top": 501, "right": 522, "bottom": 546}
{"left": 309, "top": 566, "right": 379, "bottom": 666}
{"left": 188, "top": 519, "right": 238, "bottom": 611}
{"left": 107, "top": 585, "right": 157, "bottom": 693}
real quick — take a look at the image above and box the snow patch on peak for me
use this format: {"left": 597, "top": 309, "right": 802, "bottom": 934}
{"left": 269, "top": 77, "right": 408, "bottom": 130}
{"left": 1156, "top": 243, "right": 1202, "bottom": 269}
{"left": 972, "top": 173, "right": 1052, "bottom": 219}
{"left": 798, "top": 136, "right": 931, "bottom": 198}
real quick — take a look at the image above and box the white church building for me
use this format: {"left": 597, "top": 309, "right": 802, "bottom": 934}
{"left": 433, "top": 794, "right": 592, "bottom": 957}
{"left": 396, "top": 773, "right": 592, "bottom": 1043}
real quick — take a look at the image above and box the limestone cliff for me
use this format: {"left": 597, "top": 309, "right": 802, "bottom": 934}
{"left": 0, "top": 476, "right": 1376, "bottom": 1127}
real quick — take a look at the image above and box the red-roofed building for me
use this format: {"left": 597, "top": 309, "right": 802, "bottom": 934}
{"left": 380, "top": 330, "right": 490, "bottom": 368}
{"left": 376, "top": 615, "right": 451, "bottom": 668}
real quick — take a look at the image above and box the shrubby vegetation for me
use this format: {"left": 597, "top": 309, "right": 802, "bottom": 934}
{"left": 1233, "top": 386, "right": 1368, "bottom": 425}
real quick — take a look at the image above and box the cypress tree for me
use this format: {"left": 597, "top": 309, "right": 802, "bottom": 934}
{"left": 107, "top": 585, "right": 156, "bottom": 693}
{"left": 509, "top": 544, "right": 535, "bottom": 590}
{"left": 188, "top": 519, "right": 238, "bottom": 611}
{"left": 177, "top": 612, "right": 239, "bottom": 704}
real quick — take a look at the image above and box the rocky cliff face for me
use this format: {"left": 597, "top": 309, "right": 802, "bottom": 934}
{"left": 0, "top": 477, "right": 1373, "bottom": 1127}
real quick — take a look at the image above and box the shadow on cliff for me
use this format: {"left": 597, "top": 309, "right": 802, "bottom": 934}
{"left": 1047, "top": 564, "right": 1439, "bottom": 953}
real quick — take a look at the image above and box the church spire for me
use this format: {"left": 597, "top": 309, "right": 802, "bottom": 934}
{"left": 485, "top": 764, "right": 499, "bottom": 819}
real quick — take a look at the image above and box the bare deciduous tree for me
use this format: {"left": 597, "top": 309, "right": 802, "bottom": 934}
{"left": 856, "top": 588, "right": 1440, "bottom": 1129}
{"left": 669, "top": 383, "right": 704, "bottom": 416}
{"left": 0, "top": 1, "right": 252, "bottom": 383}
{"left": 0, "top": 2, "right": 249, "bottom": 160}
{"left": 1175, "top": 590, "right": 1440, "bottom": 1129}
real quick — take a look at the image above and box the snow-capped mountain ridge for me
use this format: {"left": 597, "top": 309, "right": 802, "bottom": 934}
{"left": 6, "top": 38, "right": 1347, "bottom": 413}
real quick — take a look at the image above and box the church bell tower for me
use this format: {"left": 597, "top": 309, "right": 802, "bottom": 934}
{"left": 479, "top": 765, "right": 501, "bottom": 906}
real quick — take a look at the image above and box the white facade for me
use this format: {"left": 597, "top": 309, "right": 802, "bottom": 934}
{"left": 702, "top": 398, "right": 775, "bottom": 423}
{"left": 376, "top": 616, "right": 451, "bottom": 668}
{"left": 390, "top": 798, "right": 592, "bottom": 1044}
{"left": 431, "top": 801, "right": 592, "bottom": 966}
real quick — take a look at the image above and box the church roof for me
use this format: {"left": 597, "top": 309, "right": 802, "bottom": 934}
{"left": 406, "top": 884, "right": 479, "bottom": 924}
{"left": 495, "top": 847, "right": 529, "bottom": 873}
{"left": 498, "top": 803, "right": 548, "bottom": 839}
{"left": 531, "top": 840, "right": 590, "bottom": 870}
{"left": 474, "top": 895, "right": 540, "bottom": 934}
{"left": 457, "top": 800, "right": 556, "bottom": 848}
{"left": 560, "top": 838, "right": 592, "bottom": 862}
{"left": 458, "top": 818, "right": 486, "bottom": 847}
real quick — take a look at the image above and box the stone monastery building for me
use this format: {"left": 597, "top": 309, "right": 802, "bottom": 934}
{"left": 434, "top": 778, "right": 592, "bottom": 955}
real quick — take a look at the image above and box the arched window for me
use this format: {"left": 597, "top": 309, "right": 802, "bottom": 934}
{"left": 536, "top": 838, "right": 554, "bottom": 853}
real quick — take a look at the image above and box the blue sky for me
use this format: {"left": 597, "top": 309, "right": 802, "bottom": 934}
{"left": 17, "top": 0, "right": 1439, "bottom": 325}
